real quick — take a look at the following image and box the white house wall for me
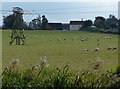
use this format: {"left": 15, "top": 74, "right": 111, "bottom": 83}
{"left": 70, "top": 25, "right": 82, "bottom": 30}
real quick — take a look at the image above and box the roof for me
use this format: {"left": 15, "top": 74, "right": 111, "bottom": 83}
{"left": 48, "top": 23, "right": 62, "bottom": 25}
{"left": 70, "top": 21, "right": 84, "bottom": 25}
{"left": 47, "top": 23, "right": 62, "bottom": 30}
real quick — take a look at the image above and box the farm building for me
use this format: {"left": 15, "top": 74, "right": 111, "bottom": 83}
{"left": 47, "top": 23, "right": 62, "bottom": 30}
{"left": 62, "top": 23, "right": 69, "bottom": 30}
{"left": 70, "top": 21, "right": 84, "bottom": 30}
{"left": 118, "top": 19, "right": 120, "bottom": 28}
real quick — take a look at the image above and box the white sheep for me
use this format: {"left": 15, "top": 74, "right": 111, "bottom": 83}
{"left": 106, "top": 36, "right": 109, "bottom": 39}
{"left": 86, "top": 38, "right": 89, "bottom": 40}
{"left": 57, "top": 38, "right": 60, "bottom": 41}
{"left": 81, "top": 39, "right": 84, "bottom": 41}
{"left": 83, "top": 49, "right": 89, "bottom": 52}
{"left": 104, "top": 37, "right": 106, "bottom": 39}
{"left": 97, "top": 39, "right": 99, "bottom": 41}
{"left": 64, "top": 38, "right": 67, "bottom": 41}
{"left": 49, "top": 38, "right": 52, "bottom": 41}
{"left": 94, "top": 48, "right": 99, "bottom": 52}
{"left": 97, "top": 43, "right": 100, "bottom": 45}
{"left": 84, "top": 38, "right": 88, "bottom": 41}
{"left": 107, "top": 46, "right": 113, "bottom": 50}
{"left": 112, "top": 46, "right": 117, "bottom": 50}
{"left": 74, "top": 37, "right": 77, "bottom": 39}
{"left": 109, "top": 37, "right": 112, "bottom": 39}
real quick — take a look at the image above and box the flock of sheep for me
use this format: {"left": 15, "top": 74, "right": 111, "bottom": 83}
{"left": 83, "top": 46, "right": 117, "bottom": 52}
{"left": 49, "top": 36, "right": 91, "bottom": 41}
{"left": 47, "top": 36, "right": 117, "bottom": 52}
{"left": 48, "top": 36, "right": 113, "bottom": 42}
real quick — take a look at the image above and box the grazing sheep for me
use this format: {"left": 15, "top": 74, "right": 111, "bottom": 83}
{"left": 64, "top": 38, "right": 67, "bottom": 41}
{"left": 94, "top": 48, "right": 99, "bottom": 52}
{"left": 106, "top": 36, "right": 109, "bottom": 39}
{"left": 86, "top": 38, "right": 89, "bottom": 40}
{"left": 74, "top": 37, "right": 77, "bottom": 39}
{"left": 84, "top": 38, "right": 88, "bottom": 41}
{"left": 81, "top": 39, "right": 84, "bottom": 41}
{"left": 104, "top": 37, "right": 106, "bottom": 39}
{"left": 57, "top": 38, "right": 60, "bottom": 41}
{"left": 97, "top": 43, "right": 100, "bottom": 45}
{"left": 109, "top": 37, "right": 112, "bottom": 39}
{"left": 113, "top": 46, "right": 117, "bottom": 50}
{"left": 84, "top": 39, "right": 87, "bottom": 41}
{"left": 49, "top": 38, "right": 52, "bottom": 41}
{"left": 97, "top": 39, "right": 99, "bottom": 41}
{"left": 83, "top": 49, "right": 89, "bottom": 52}
{"left": 107, "top": 46, "right": 113, "bottom": 50}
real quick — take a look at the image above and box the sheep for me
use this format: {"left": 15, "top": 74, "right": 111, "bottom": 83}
{"left": 104, "top": 37, "right": 106, "bottom": 39}
{"left": 83, "top": 49, "right": 89, "bottom": 52}
{"left": 106, "top": 36, "right": 109, "bottom": 39}
{"left": 107, "top": 46, "right": 113, "bottom": 50}
{"left": 109, "top": 37, "right": 112, "bottom": 39}
{"left": 57, "top": 38, "right": 60, "bottom": 41}
{"left": 74, "top": 37, "right": 77, "bottom": 39}
{"left": 64, "top": 38, "right": 67, "bottom": 41}
{"left": 97, "top": 39, "right": 99, "bottom": 41}
{"left": 84, "top": 38, "right": 88, "bottom": 41}
{"left": 49, "top": 38, "right": 52, "bottom": 41}
{"left": 94, "top": 48, "right": 99, "bottom": 52}
{"left": 81, "top": 39, "right": 84, "bottom": 41}
{"left": 72, "top": 39, "right": 74, "bottom": 41}
{"left": 113, "top": 46, "right": 117, "bottom": 50}
{"left": 86, "top": 38, "right": 89, "bottom": 40}
{"left": 97, "top": 43, "right": 100, "bottom": 45}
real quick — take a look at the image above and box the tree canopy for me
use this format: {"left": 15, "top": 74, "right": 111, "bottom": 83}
{"left": 3, "top": 7, "right": 24, "bottom": 30}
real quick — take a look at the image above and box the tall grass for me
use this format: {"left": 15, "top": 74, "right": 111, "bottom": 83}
{"left": 1, "top": 57, "right": 120, "bottom": 88}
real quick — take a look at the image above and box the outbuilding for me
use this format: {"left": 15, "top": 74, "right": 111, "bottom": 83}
{"left": 70, "top": 21, "right": 84, "bottom": 30}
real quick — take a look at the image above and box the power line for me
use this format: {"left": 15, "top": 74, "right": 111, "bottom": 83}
{"left": 2, "top": 11, "right": 117, "bottom": 15}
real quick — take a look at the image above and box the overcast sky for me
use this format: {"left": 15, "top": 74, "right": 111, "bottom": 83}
{"left": 0, "top": 0, "right": 119, "bottom": 26}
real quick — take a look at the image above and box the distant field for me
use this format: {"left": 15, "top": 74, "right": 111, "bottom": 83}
{"left": 2, "top": 30, "right": 118, "bottom": 71}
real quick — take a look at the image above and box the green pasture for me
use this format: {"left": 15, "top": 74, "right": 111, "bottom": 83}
{"left": 2, "top": 30, "right": 118, "bottom": 71}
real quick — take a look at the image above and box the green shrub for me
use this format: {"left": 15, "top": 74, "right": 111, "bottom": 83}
{"left": 1, "top": 58, "right": 120, "bottom": 88}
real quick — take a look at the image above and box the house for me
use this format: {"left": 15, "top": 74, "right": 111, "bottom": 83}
{"left": 70, "top": 21, "right": 84, "bottom": 30}
{"left": 62, "top": 23, "right": 69, "bottom": 30}
{"left": 47, "top": 23, "right": 62, "bottom": 30}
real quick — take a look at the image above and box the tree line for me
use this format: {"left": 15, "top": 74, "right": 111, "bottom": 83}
{"left": 2, "top": 7, "right": 48, "bottom": 30}
{"left": 2, "top": 7, "right": 119, "bottom": 34}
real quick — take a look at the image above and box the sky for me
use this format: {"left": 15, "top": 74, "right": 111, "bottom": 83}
{"left": 0, "top": 1, "right": 118, "bottom": 26}
{"left": 1, "top": 0, "right": 119, "bottom": 2}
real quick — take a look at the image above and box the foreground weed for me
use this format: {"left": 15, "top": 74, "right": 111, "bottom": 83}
{"left": 1, "top": 57, "right": 120, "bottom": 88}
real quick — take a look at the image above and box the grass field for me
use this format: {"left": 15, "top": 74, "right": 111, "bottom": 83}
{"left": 2, "top": 30, "right": 118, "bottom": 71}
